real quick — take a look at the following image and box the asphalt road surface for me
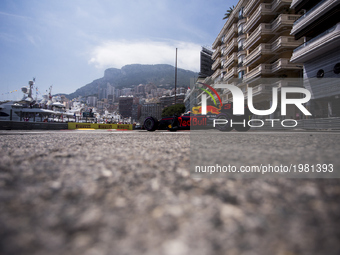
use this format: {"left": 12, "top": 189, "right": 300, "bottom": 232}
{"left": 0, "top": 130, "right": 339, "bottom": 255}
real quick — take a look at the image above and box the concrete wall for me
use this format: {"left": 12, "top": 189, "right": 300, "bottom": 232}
{"left": 0, "top": 121, "right": 68, "bottom": 130}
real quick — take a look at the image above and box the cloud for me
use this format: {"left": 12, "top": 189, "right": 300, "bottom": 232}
{"left": 89, "top": 40, "right": 201, "bottom": 72}
{"left": 25, "top": 34, "right": 41, "bottom": 47}
{"left": 0, "top": 11, "right": 31, "bottom": 20}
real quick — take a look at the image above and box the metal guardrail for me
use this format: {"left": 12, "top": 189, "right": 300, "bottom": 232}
{"left": 293, "top": 0, "right": 328, "bottom": 25}
{"left": 293, "top": 24, "right": 337, "bottom": 53}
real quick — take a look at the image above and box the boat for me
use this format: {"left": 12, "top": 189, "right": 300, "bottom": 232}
{"left": 0, "top": 79, "right": 59, "bottom": 122}
{"left": 0, "top": 100, "right": 57, "bottom": 122}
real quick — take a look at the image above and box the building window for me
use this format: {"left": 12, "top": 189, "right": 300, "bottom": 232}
{"left": 238, "top": 70, "right": 245, "bottom": 79}
{"left": 334, "top": 63, "right": 340, "bottom": 74}
{"left": 221, "top": 35, "right": 225, "bottom": 43}
{"left": 238, "top": 23, "right": 244, "bottom": 35}
{"left": 0, "top": 112, "right": 10, "bottom": 117}
{"left": 221, "top": 59, "right": 225, "bottom": 68}
{"left": 238, "top": 7, "right": 244, "bottom": 19}
{"left": 238, "top": 56, "right": 244, "bottom": 67}
{"left": 316, "top": 69, "right": 324, "bottom": 78}
{"left": 238, "top": 39, "right": 244, "bottom": 51}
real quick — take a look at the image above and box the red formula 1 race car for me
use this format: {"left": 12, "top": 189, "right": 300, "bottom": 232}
{"left": 143, "top": 113, "right": 207, "bottom": 132}
{"left": 143, "top": 103, "right": 252, "bottom": 132}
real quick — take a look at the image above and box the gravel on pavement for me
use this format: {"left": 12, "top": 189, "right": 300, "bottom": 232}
{"left": 0, "top": 131, "right": 339, "bottom": 255}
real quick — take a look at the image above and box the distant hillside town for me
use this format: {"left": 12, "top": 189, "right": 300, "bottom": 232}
{"left": 52, "top": 64, "right": 197, "bottom": 124}
{"left": 64, "top": 83, "right": 190, "bottom": 124}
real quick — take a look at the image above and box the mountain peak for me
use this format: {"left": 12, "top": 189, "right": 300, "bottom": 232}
{"left": 67, "top": 64, "right": 197, "bottom": 99}
{"left": 104, "top": 68, "right": 121, "bottom": 79}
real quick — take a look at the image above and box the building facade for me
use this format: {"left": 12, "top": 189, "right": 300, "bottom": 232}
{"left": 118, "top": 96, "right": 133, "bottom": 118}
{"left": 290, "top": 0, "right": 340, "bottom": 118}
{"left": 159, "top": 94, "right": 185, "bottom": 108}
{"left": 132, "top": 104, "right": 141, "bottom": 123}
{"left": 199, "top": 46, "right": 215, "bottom": 78}
{"left": 207, "top": 0, "right": 304, "bottom": 118}
{"left": 140, "top": 103, "right": 163, "bottom": 122}
{"left": 86, "top": 96, "right": 97, "bottom": 107}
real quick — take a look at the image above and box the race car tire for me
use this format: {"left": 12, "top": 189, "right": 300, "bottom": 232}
{"left": 215, "top": 113, "right": 233, "bottom": 132}
{"left": 143, "top": 116, "right": 158, "bottom": 131}
{"left": 234, "top": 116, "right": 251, "bottom": 132}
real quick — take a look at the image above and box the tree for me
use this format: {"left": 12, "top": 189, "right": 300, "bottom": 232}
{"left": 223, "top": 5, "right": 235, "bottom": 20}
{"left": 161, "top": 104, "right": 185, "bottom": 118}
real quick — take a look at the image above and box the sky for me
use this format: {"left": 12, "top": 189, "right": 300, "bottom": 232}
{"left": 0, "top": 0, "right": 238, "bottom": 100}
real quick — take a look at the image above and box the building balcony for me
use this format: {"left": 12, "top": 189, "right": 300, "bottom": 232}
{"left": 212, "top": 35, "right": 222, "bottom": 49}
{"left": 271, "top": 14, "right": 300, "bottom": 33}
{"left": 291, "top": 23, "right": 340, "bottom": 63}
{"left": 222, "top": 89, "right": 232, "bottom": 96}
{"left": 271, "top": 58, "right": 302, "bottom": 73}
{"left": 245, "top": 79, "right": 304, "bottom": 99}
{"left": 291, "top": 0, "right": 339, "bottom": 36}
{"left": 273, "top": 79, "right": 287, "bottom": 89}
{"left": 212, "top": 69, "right": 221, "bottom": 80}
{"left": 237, "top": 66, "right": 246, "bottom": 74}
{"left": 272, "top": 0, "right": 292, "bottom": 12}
{"left": 244, "top": 43, "right": 272, "bottom": 66}
{"left": 203, "top": 76, "right": 213, "bottom": 85}
{"left": 219, "top": 69, "right": 227, "bottom": 82}
{"left": 244, "top": 23, "right": 272, "bottom": 50}
{"left": 290, "top": 0, "right": 304, "bottom": 10}
{"left": 212, "top": 46, "right": 221, "bottom": 60}
{"left": 223, "top": 24, "right": 238, "bottom": 45}
{"left": 248, "top": 84, "right": 273, "bottom": 99}
{"left": 245, "top": 15, "right": 301, "bottom": 51}
{"left": 237, "top": 18, "right": 246, "bottom": 28}
{"left": 237, "top": 34, "right": 246, "bottom": 42}
{"left": 224, "top": 53, "right": 238, "bottom": 69}
{"left": 244, "top": 3, "right": 274, "bottom": 33}
{"left": 271, "top": 36, "right": 304, "bottom": 52}
{"left": 223, "top": 67, "right": 238, "bottom": 81}
{"left": 223, "top": 38, "right": 238, "bottom": 57}
{"left": 244, "top": 64, "right": 272, "bottom": 82}
{"left": 272, "top": 79, "right": 304, "bottom": 89}
{"left": 237, "top": 50, "right": 246, "bottom": 58}
{"left": 212, "top": 57, "right": 221, "bottom": 71}
{"left": 244, "top": 0, "right": 261, "bottom": 16}
{"left": 237, "top": 83, "right": 248, "bottom": 94}
{"left": 221, "top": 81, "right": 240, "bottom": 97}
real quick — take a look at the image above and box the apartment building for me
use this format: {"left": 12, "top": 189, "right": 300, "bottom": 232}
{"left": 118, "top": 96, "right": 133, "bottom": 118}
{"left": 86, "top": 96, "right": 97, "bottom": 107}
{"left": 290, "top": 0, "right": 340, "bottom": 117}
{"left": 209, "top": 0, "right": 303, "bottom": 118}
{"left": 131, "top": 104, "right": 141, "bottom": 123}
{"left": 159, "top": 94, "right": 185, "bottom": 108}
{"left": 199, "top": 46, "right": 215, "bottom": 79}
{"left": 185, "top": 47, "right": 214, "bottom": 112}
